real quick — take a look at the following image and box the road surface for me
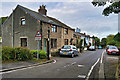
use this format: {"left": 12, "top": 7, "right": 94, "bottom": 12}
{"left": 2, "top": 49, "right": 105, "bottom": 79}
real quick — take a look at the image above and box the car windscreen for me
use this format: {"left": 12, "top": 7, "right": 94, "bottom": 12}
{"left": 109, "top": 46, "right": 117, "bottom": 49}
{"left": 62, "top": 46, "right": 71, "bottom": 49}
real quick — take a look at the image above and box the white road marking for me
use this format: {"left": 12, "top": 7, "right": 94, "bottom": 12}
{"left": 78, "top": 65, "right": 84, "bottom": 67}
{"left": 78, "top": 75, "right": 86, "bottom": 78}
{"left": 85, "top": 58, "right": 100, "bottom": 80}
{"left": 100, "top": 51, "right": 105, "bottom": 64}
{"left": 71, "top": 62, "right": 76, "bottom": 65}
{"left": 64, "top": 66, "right": 66, "bottom": 68}
{"left": 53, "top": 59, "right": 57, "bottom": 63}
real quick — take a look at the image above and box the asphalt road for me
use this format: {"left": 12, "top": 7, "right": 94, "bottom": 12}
{"left": 2, "top": 49, "right": 105, "bottom": 79}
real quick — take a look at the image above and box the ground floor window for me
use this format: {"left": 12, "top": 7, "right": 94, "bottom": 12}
{"left": 51, "top": 39, "right": 57, "bottom": 48}
{"left": 21, "top": 38, "right": 27, "bottom": 47}
{"left": 64, "top": 39, "right": 68, "bottom": 45}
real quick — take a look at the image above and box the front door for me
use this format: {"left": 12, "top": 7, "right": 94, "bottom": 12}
{"left": 44, "top": 39, "right": 47, "bottom": 52}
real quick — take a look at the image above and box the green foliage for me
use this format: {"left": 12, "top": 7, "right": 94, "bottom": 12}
{"left": 15, "top": 47, "right": 32, "bottom": 61}
{"left": 76, "top": 39, "right": 79, "bottom": 48}
{"left": 100, "top": 38, "right": 107, "bottom": 48}
{"left": 30, "top": 50, "right": 47, "bottom": 59}
{"left": 79, "top": 39, "right": 83, "bottom": 52}
{"left": 107, "top": 40, "right": 116, "bottom": 45}
{"left": 95, "top": 37, "right": 100, "bottom": 47}
{"left": 0, "top": 17, "right": 8, "bottom": 24}
{"left": 84, "top": 38, "right": 87, "bottom": 47}
{"left": 2, "top": 47, "right": 33, "bottom": 61}
{"left": 92, "top": 1, "right": 120, "bottom": 16}
{"left": 114, "top": 32, "right": 120, "bottom": 42}
{"left": 2, "top": 47, "right": 15, "bottom": 61}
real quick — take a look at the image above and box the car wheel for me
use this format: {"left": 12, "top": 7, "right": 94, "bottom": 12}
{"left": 71, "top": 54, "right": 74, "bottom": 58}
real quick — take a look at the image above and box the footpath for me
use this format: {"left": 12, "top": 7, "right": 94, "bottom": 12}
{"left": 102, "top": 52, "right": 119, "bottom": 79}
{"left": 1, "top": 59, "right": 55, "bottom": 73}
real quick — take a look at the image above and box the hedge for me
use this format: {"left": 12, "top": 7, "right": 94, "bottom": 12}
{"left": 30, "top": 50, "right": 47, "bottom": 59}
{"left": 2, "top": 47, "right": 33, "bottom": 61}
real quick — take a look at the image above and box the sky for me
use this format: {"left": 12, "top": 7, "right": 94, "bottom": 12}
{"left": 1, "top": 1, "right": 118, "bottom": 39}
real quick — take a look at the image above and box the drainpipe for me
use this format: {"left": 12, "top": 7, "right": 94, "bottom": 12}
{"left": 12, "top": 9, "right": 14, "bottom": 47}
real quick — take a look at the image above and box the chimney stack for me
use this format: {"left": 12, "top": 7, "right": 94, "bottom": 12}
{"left": 38, "top": 5, "right": 47, "bottom": 15}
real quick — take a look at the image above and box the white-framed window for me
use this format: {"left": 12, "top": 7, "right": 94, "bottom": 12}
{"left": 52, "top": 25, "right": 57, "bottom": 32}
{"left": 21, "top": 18, "right": 26, "bottom": 25}
{"left": 64, "top": 28, "right": 68, "bottom": 34}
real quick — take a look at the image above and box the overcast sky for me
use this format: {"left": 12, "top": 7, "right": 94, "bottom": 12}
{"left": 1, "top": 2, "right": 118, "bottom": 39}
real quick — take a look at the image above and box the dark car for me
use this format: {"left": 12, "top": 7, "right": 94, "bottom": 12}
{"left": 106, "top": 46, "right": 119, "bottom": 55}
{"left": 60, "top": 45, "right": 79, "bottom": 58}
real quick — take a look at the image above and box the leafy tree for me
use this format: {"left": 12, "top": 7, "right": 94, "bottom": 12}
{"left": 92, "top": 1, "right": 120, "bottom": 16}
{"left": 107, "top": 40, "right": 116, "bottom": 45}
{"left": 95, "top": 37, "right": 100, "bottom": 47}
{"left": 114, "top": 32, "right": 120, "bottom": 42}
{"left": 100, "top": 38, "right": 107, "bottom": 48}
{"left": 0, "top": 17, "right": 8, "bottom": 25}
{"left": 107, "top": 34, "right": 115, "bottom": 44}
{"left": 79, "top": 39, "right": 83, "bottom": 52}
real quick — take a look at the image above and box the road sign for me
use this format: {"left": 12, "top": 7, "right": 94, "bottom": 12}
{"left": 35, "top": 31, "right": 42, "bottom": 37}
{"left": 35, "top": 31, "right": 42, "bottom": 40}
{"left": 35, "top": 31, "right": 42, "bottom": 60}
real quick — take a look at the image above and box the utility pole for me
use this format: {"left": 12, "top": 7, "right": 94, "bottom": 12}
{"left": 47, "top": 26, "right": 50, "bottom": 60}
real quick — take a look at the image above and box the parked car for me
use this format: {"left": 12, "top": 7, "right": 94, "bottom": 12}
{"left": 60, "top": 45, "right": 79, "bottom": 58}
{"left": 98, "top": 46, "right": 102, "bottom": 49}
{"left": 106, "top": 46, "right": 119, "bottom": 55}
{"left": 88, "top": 46, "right": 96, "bottom": 51}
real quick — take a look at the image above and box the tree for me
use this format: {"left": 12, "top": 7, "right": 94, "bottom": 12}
{"left": 114, "top": 32, "right": 120, "bottom": 42}
{"left": 79, "top": 39, "right": 83, "bottom": 52}
{"left": 0, "top": 17, "right": 8, "bottom": 25}
{"left": 92, "top": 1, "right": 120, "bottom": 16}
{"left": 107, "top": 34, "right": 115, "bottom": 45}
{"left": 95, "top": 37, "right": 100, "bottom": 47}
{"left": 100, "top": 38, "right": 107, "bottom": 48}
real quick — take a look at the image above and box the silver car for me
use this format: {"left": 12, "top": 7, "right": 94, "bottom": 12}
{"left": 60, "top": 45, "right": 79, "bottom": 58}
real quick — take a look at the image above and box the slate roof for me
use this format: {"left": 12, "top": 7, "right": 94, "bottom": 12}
{"left": 17, "top": 5, "right": 74, "bottom": 30}
{"left": 18, "top": 5, "right": 60, "bottom": 26}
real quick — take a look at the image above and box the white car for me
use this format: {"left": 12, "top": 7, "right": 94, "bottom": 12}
{"left": 89, "top": 46, "right": 96, "bottom": 51}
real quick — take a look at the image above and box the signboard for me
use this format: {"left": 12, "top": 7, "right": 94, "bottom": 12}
{"left": 35, "top": 31, "right": 42, "bottom": 40}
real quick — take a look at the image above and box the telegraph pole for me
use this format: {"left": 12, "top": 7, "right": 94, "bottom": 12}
{"left": 47, "top": 26, "right": 50, "bottom": 60}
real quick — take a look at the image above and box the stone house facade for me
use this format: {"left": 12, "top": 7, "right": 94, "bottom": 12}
{"left": 2, "top": 5, "right": 75, "bottom": 52}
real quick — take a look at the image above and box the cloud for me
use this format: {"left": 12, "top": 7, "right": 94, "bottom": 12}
{"left": 1, "top": 2, "right": 118, "bottom": 39}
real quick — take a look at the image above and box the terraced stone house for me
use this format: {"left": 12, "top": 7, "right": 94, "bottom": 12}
{"left": 2, "top": 5, "right": 75, "bottom": 52}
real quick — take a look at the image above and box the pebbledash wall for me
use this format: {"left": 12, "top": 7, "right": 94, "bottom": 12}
{"left": 2, "top": 5, "right": 75, "bottom": 52}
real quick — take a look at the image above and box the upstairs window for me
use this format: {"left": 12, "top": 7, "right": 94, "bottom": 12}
{"left": 21, "top": 18, "right": 26, "bottom": 25}
{"left": 52, "top": 25, "right": 57, "bottom": 32}
{"left": 64, "top": 28, "right": 68, "bottom": 34}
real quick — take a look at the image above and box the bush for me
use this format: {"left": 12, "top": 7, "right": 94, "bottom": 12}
{"left": 2, "top": 47, "right": 15, "bottom": 61}
{"left": 30, "top": 50, "right": 47, "bottom": 59}
{"left": 2, "top": 47, "right": 33, "bottom": 61}
{"left": 15, "top": 47, "right": 32, "bottom": 61}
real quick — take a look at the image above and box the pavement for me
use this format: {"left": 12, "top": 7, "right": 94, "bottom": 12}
{"left": 1, "top": 59, "right": 55, "bottom": 73}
